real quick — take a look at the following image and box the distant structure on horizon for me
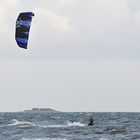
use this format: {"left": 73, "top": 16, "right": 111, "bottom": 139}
{"left": 24, "top": 108, "right": 58, "bottom": 113}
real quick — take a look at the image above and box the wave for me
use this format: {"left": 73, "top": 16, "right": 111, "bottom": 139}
{"left": 99, "top": 138, "right": 110, "bottom": 140}
{"left": 7, "top": 119, "right": 35, "bottom": 128}
{"left": 7, "top": 119, "right": 85, "bottom": 129}
{"left": 130, "top": 133, "right": 140, "bottom": 139}
{"left": 21, "top": 138, "right": 68, "bottom": 140}
{"left": 39, "top": 124, "right": 67, "bottom": 128}
{"left": 105, "top": 125, "right": 126, "bottom": 134}
{"left": 67, "top": 121, "right": 85, "bottom": 127}
{"left": 39, "top": 121, "right": 85, "bottom": 128}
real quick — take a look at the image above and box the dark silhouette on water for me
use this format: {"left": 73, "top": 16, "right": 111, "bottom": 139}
{"left": 88, "top": 116, "right": 94, "bottom": 126}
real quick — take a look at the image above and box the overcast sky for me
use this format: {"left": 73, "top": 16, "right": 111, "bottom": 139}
{"left": 0, "top": 0, "right": 140, "bottom": 112}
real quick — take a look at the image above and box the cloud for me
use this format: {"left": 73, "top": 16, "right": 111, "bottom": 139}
{"left": 59, "top": 0, "right": 66, "bottom": 6}
{"left": 0, "top": 6, "right": 6, "bottom": 20}
{"left": 0, "top": 0, "right": 19, "bottom": 24}
{"left": 34, "top": 7, "right": 74, "bottom": 32}
{"left": 127, "top": 0, "right": 140, "bottom": 13}
{"left": 0, "top": 0, "right": 140, "bottom": 59}
{"left": 1, "top": 0, "right": 19, "bottom": 8}
{"left": 132, "top": 11, "right": 140, "bottom": 23}
{"left": 46, "top": 10, "right": 73, "bottom": 31}
{"left": 0, "top": 6, "right": 7, "bottom": 33}
{"left": 6, "top": 0, "right": 19, "bottom": 7}
{"left": 0, "top": 0, "right": 20, "bottom": 55}
{"left": 0, "top": 0, "right": 140, "bottom": 112}
{"left": 58, "top": 0, "right": 75, "bottom": 7}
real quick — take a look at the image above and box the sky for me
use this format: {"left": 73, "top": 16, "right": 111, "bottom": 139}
{"left": 0, "top": 0, "right": 140, "bottom": 112}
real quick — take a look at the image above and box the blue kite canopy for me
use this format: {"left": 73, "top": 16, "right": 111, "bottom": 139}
{"left": 15, "top": 12, "right": 34, "bottom": 49}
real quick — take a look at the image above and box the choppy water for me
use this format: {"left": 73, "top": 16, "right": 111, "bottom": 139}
{"left": 0, "top": 112, "right": 140, "bottom": 140}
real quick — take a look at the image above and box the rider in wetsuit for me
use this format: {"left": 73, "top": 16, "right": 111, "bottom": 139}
{"left": 88, "top": 116, "right": 94, "bottom": 126}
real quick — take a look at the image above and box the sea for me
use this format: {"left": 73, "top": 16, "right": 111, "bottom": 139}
{"left": 0, "top": 112, "right": 140, "bottom": 140}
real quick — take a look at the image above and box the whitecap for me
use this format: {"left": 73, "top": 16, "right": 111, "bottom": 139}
{"left": 7, "top": 119, "right": 35, "bottom": 127}
{"left": 39, "top": 124, "right": 67, "bottom": 128}
{"left": 99, "top": 138, "right": 110, "bottom": 140}
{"left": 38, "top": 121, "right": 85, "bottom": 128}
{"left": 21, "top": 138, "right": 68, "bottom": 140}
{"left": 67, "top": 121, "right": 85, "bottom": 127}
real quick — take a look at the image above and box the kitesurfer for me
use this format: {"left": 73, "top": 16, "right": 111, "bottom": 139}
{"left": 88, "top": 116, "right": 94, "bottom": 126}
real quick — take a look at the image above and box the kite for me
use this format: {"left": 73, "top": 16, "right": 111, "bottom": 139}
{"left": 15, "top": 12, "right": 34, "bottom": 49}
